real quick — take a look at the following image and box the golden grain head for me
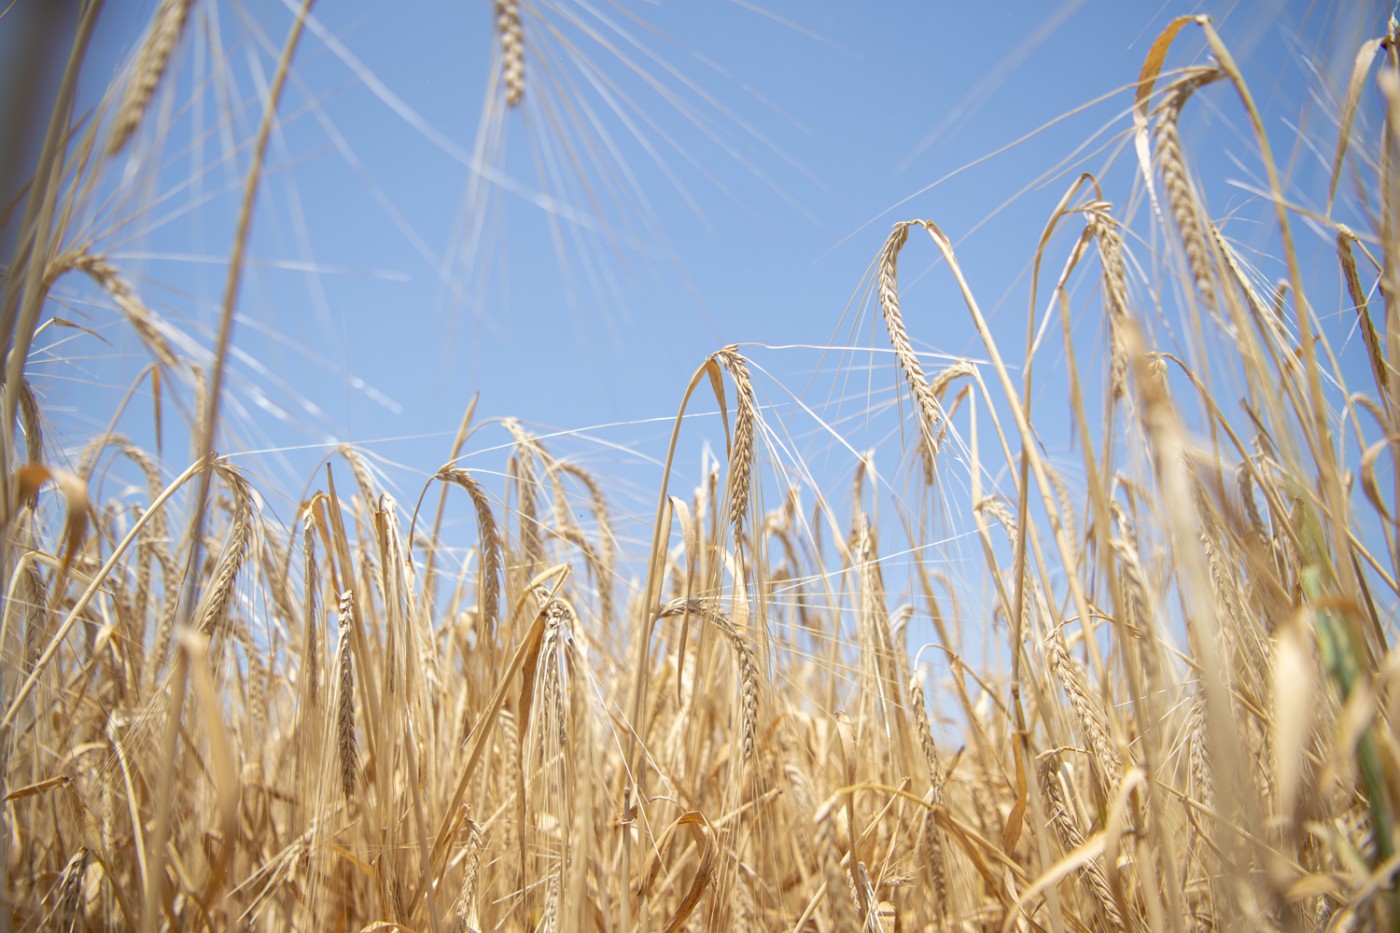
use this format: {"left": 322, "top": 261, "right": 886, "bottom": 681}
{"left": 1, "top": 6, "right": 1395, "bottom": 931}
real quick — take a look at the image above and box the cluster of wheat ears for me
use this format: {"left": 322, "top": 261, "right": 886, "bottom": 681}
{"left": 1, "top": 2, "right": 1398, "bottom": 931}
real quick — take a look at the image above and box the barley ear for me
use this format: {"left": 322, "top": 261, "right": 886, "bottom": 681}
{"left": 108, "top": 0, "right": 194, "bottom": 156}
{"left": 436, "top": 468, "right": 503, "bottom": 643}
{"left": 877, "top": 223, "right": 944, "bottom": 483}
{"left": 713, "top": 347, "right": 757, "bottom": 560}
{"left": 336, "top": 588, "right": 359, "bottom": 800}
{"left": 1039, "top": 751, "right": 1125, "bottom": 929}
{"left": 496, "top": 0, "right": 525, "bottom": 108}
{"left": 1154, "top": 69, "right": 1224, "bottom": 325}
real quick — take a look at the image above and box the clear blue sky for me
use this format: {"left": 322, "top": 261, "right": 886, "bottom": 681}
{"left": 19, "top": 0, "right": 1390, "bottom": 530}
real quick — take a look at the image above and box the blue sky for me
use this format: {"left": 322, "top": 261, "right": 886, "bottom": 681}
{"left": 18, "top": 0, "right": 1392, "bottom": 542}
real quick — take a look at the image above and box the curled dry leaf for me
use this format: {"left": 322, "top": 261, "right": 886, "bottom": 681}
{"left": 14, "top": 464, "right": 91, "bottom": 574}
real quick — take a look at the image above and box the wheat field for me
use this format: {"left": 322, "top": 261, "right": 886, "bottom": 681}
{"left": 1, "top": 2, "right": 1398, "bottom": 931}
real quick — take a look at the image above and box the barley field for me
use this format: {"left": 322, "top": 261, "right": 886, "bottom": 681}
{"left": 1, "top": 2, "right": 1398, "bottom": 930}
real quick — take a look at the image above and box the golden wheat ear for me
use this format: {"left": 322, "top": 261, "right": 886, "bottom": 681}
{"left": 334, "top": 588, "right": 359, "bottom": 801}
{"left": 496, "top": 0, "right": 524, "bottom": 109}
{"left": 107, "top": 0, "right": 194, "bottom": 157}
